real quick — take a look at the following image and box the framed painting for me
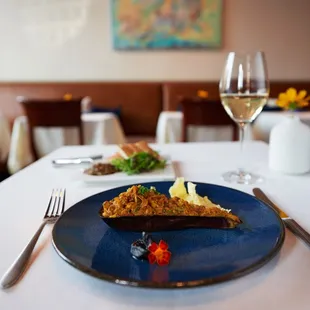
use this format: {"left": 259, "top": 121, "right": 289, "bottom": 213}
{"left": 111, "top": 0, "right": 223, "bottom": 50}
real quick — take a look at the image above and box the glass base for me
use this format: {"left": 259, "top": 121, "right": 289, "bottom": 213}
{"left": 222, "top": 170, "right": 264, "bottom": 185}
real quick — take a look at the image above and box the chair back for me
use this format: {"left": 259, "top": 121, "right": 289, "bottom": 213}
{"left": 20, "top": 98, "right": 84, "bottom": 160}
{"left": 180, "top": 97, "right": 238, "bottom": 142}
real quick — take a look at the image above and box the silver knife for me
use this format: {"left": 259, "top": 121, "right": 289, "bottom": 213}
{"left": 52, "top": 155, "right": 103, "bottom": 166}
{"left": 253, "top": 188, "right": 310, "bottom": 247}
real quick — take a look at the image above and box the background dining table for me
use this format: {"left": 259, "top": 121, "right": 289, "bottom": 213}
{"left": 7, "top": 112, "right": 126, "bottom": 174}
{"left": 156, "top": 110, "right": 310, "bottom": 144}
{"left": 0, "top": 141, "right": 310, "bottom": 310}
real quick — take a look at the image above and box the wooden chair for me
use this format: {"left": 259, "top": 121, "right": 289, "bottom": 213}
{"left": 20, "top": 98, "right": 84, "bottom": 160}
{"left": 180, "top": 97, "right": 238, "bottom": 142}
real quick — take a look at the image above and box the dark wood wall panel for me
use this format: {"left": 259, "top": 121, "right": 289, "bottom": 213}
{"left": 163, "top": 82, "right": 219, "bottom": 111}
{"left": 163, "top": 81, "right": 310, "bottom": 111}
{"left": 0, "top": 81, "right": 309, "bottom": 136}
{"left": 0, "top": 82, "right": 162, "bottom": 135}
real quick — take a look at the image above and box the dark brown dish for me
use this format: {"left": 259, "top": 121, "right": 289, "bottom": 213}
{"left": 84, "top": 163, "right": 118, "bottom": 176}
{"left": 99, "top": 185, "right": 242, "bottom": 232}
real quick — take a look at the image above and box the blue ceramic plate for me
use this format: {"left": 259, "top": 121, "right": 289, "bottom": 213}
{"left": 52, "top": 182, "right": 285, "bottom": 288}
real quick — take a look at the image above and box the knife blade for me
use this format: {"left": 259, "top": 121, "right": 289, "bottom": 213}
{"left": 52, "top": 155, "right": 103, "bottom": 166}
{"left": 253, "top": 188, "right": 310, "bottom": 247}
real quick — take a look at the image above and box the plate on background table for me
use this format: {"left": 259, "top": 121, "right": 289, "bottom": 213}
{"left": 52, "top": 181, "right": 285, "bottom": 288}
{"left": 81, "top": 155, "right": 175, "bottom": 184}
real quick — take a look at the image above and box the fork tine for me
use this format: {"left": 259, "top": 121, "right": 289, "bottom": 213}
{"left": 60, "top": 189, "right": 66, "bottom": 215}
{"left": 44, "top": 189, "right": 54, "bottom": 218}
{"left": 53, "top": 189, "right": 59, "bottom": 217}
{"left": 54, "top": 188, "right": 63, "bottom": 216}
{"left": 51, "top": 189, "right": 59, "bottom": 216}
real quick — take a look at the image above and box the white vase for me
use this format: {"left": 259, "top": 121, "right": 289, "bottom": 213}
{"left": 269, "top": 114, "right": 310, "bottom": 174}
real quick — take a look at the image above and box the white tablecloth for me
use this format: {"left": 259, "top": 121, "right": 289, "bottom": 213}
{"left": 0, "top": 141, "right": 310, "bottom": 310}
{"left": 156, "top": 111, "right": 250, "bottom": 143}
{"left": 156, "top": 111, "right": 310, "bottom": 144}
{"left": 0, "top": 114, "right": 11, "bottom": 162}
{"left": 7, "top": 113, "right": 125, "bottom": 174}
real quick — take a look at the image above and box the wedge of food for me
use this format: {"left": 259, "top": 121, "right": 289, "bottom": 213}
{"left": 107, "top": 141, "right": 166, "bottom": 175}
{"left": 99, "top": 182, "right": 242, "bottom": 232}
{"left": 108, "top": 141, "right": 161, "bottom": 160}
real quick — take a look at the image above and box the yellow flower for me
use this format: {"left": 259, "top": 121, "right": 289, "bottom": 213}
{"left": 63, "top": 93, "right": 72, "bottom": 101}
{"left": 197, "top": 90, "right": 208, "bottom": 98}
{"left": 276, "top": 88, "right": 310, "bottom": 110}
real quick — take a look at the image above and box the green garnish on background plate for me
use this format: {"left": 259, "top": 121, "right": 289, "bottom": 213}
{"left": 111, "top": 152, "right": 166, "bottom": 175}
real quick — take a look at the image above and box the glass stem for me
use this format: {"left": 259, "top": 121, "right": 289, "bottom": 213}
{"left": 238, "top": 122, "right": 247, "bottom": 175}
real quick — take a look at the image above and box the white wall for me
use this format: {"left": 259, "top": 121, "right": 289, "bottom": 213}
{"left": 0, "top": 0, "right": 309, "bottom": 81}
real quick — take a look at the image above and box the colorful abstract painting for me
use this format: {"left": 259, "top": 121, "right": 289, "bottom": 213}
{"left": 111, "top": 0, "right": 223, "bottom": 50}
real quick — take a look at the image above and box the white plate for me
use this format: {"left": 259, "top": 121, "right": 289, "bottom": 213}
{"left": 81, "top": 156, "right": 176, "bottom": 184}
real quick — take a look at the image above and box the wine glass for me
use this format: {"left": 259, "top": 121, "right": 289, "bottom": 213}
{"left": 219, "top": 51, "right": 270, "bottom": 184}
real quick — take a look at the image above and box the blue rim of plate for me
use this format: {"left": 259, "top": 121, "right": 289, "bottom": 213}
{"left": 52, "top": 182, "right": 285, "bottom": 289}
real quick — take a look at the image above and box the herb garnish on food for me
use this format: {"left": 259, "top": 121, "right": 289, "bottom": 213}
{"left": 138, "top": 186, "right": 160, "bottom": 195}
{"left": 111, "top": 152, "right": 166, "bottom": 175}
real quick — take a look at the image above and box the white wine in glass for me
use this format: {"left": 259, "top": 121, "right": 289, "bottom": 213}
{"left": 219, "top": 51, "right": 270, "bottom": 184}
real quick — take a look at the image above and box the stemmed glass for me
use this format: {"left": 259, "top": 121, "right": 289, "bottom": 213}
{"left": 219, "top": 51, "right": 270, "bottom": 184}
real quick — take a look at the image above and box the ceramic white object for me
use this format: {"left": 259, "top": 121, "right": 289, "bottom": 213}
{"left": 269, "top": 115, "right": 310, "bottom": 174}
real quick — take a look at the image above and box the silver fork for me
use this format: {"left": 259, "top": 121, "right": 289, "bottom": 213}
{"left": 0, "top": 188, "right": 66, "bottom": 289}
